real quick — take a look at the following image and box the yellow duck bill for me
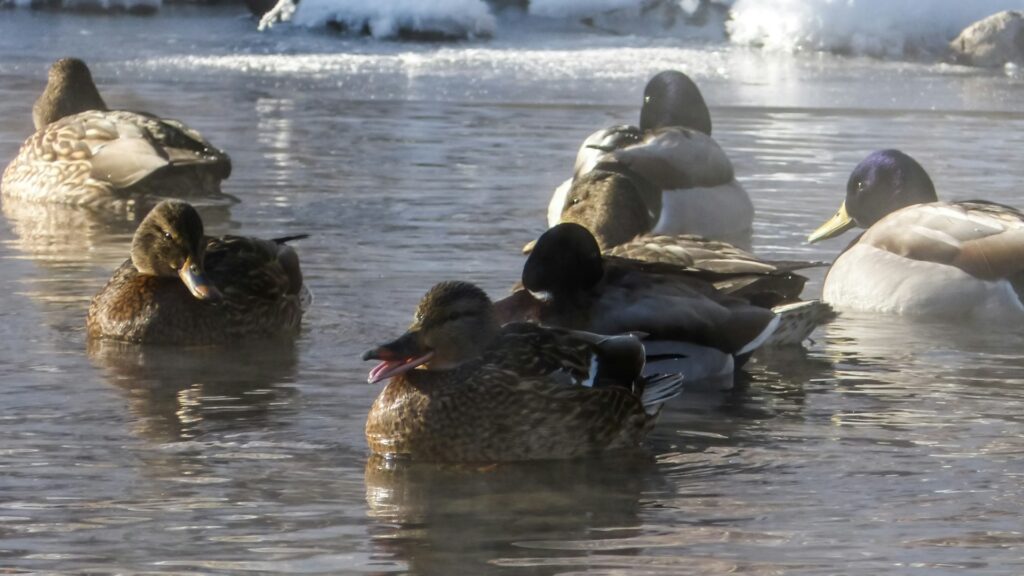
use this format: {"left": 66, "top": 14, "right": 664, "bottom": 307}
{"left": 808, "top": 201, "right": 857, "bottom": 243}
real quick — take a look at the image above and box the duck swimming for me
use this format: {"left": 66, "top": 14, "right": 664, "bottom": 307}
{"left": 362, "top": 281, "right": 684, "bottom": 462}
{"left": 87, "top": 200, "right": 308, "bottom": 344}
{"left": 496, "top": 223, "right": 792, "bottom": 382}
{"left": 546, "top": 70, "right": 753, "bottom": 249}
{"left": 808, "top": 149, "right": 1024, "bottom": 319}
{"left": 2, "top": 58, "right": 231, "bottom": 210}
{"left": 558, "top": 166, "right": 809, "bottom": 292}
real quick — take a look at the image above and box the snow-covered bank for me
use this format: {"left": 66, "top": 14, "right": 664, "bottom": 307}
{"left": 284, "top": 0, "right": 495, "bottom": 40}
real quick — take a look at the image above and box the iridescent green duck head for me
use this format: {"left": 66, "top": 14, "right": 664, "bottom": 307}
{"left": 363, "top": 281, "right": 501, "bottom": 383}
{"left": 808, "top": 149, "right": 938, "bottom": 243}
{"left": 639, "top": 70, "right": 711, "bottom": 135}
{"left": 131, "top": 200, "right": 222, "bottom": 302}
{"left": 33, "top": 57, "right": 108, "bottom": 129}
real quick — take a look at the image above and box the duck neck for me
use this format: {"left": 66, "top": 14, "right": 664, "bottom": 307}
{"left": 34, "top": 79, "right": 107, "bottom": 129}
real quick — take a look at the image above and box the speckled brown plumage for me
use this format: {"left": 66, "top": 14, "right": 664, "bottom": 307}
{"left": 87, "top": 202, "right": 306, "bottom": 344}
{"left": 363, "top": 282, "right": 682, "bottom": 462}
{"left": 2, "top": 59, "right": 230, "bottom": 210}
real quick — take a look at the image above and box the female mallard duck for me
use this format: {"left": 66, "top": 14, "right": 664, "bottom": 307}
{"left": 554, "top": 167, "right": 834, "bottom": 344}
{"left": 362, "top": 281, "right": 684, "bottom": 462}
{"left": 808, "top": 149, "right": 1024, "bottom": 319}
{"left": 2, "top": 58, "right": 231, "bottom": 210}
{"left": 495, "top": 223, "right": 790, "bottom": 382}
{"left": 558, "top": 166, "right": 812, "bottom": 298}
{"left": 546, "top": 70, "right": 753, "bottom": 250}
{"left": 87, "top": 200, "right": 308, "bottom": 344}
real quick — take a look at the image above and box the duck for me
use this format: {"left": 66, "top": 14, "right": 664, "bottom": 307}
{"left": 546, "top": 70, "right": 753, "bottom": 250}
{"left": 557, "top": 165, "right": 817, "bottom": 301}
{"left": 362, "top": 281, "right": 684, "bottom": 462}
{"left": 87, "top": 200, "right": 309, "bottom": 344}
{"left": 2, "top": 58, "right": 232, "bottom": 211}
{"left": 495, "top": 223, "right": 795, "bottom": 383}
{"left": 808, "top": 149, "right": 1024, "bottom": 319}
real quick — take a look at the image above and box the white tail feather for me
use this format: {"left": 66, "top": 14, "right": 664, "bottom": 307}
{"left": 767, "top": 300, "right": 836, "bottom": 347}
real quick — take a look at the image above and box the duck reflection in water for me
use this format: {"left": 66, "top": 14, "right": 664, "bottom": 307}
{"left": 87, "top": 338, "right": 299, "bottom": 443}
{"left": 364, "top": 454, "right": 664, "bottom": 575}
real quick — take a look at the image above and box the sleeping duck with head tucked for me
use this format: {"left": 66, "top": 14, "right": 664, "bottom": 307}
{"left": 546, "top": 70, "right": 753, "bottom": 250}
{"left": 362, "top": 281, "right": 684, "bottom": 462}
{"left": 809, "top": 149, "right": 1024, "bottom": 320}
{"left": 87, "top": 200, "right": 309, "bottom": 344}
{"left": 2, "top": 58, "right": 231, "bottom": 210}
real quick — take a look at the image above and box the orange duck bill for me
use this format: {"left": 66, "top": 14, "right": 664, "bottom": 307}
{"left": 362, "top": 330, "right": 434, "bottom": 384}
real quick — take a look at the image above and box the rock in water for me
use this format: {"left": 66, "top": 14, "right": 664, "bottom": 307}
{"left": 950, "top": 10, "right": 1024, "bottom": 67}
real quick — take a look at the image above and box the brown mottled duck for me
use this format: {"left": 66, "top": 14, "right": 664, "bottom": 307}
{"left": 362, "top": 281, "right": 683, "bottom": 462}
{"left": 2, "top": 58, "right": 232, "bottom": 211}
{"left": 87, "top": 200, "right": 308, "bottom": 344}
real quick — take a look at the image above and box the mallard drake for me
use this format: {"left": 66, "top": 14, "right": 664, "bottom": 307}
{"left": 87, "top": 200, "right": 309, "bottom": 344}
{"left": 495, "top": 223, "right": 792, "bottom": 383}
{"left": 546, "top": 70, "right": 753, "bottom": 249}
{"left": 808, "top": 149, "right": 1024, "bottom": 319}
{"left": 2, "top": 58, "right": 232, "bottom": 210}
{"left": 362, "top": 281, "right": 684, "bottom": 462}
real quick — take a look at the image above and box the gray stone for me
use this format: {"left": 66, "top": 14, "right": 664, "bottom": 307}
{"left": 950, "top": 10, "right": 1024, "bottom": 67}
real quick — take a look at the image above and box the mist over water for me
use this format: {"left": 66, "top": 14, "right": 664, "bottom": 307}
{"left": 1, "top": 5, "right": 1024, "bottom": 574}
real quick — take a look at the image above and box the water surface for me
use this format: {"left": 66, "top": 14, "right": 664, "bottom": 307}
{"left": 1, "top": 7, "right": 1024, "bottom": 574}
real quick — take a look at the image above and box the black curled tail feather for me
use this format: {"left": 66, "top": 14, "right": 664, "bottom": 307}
{"left": 272, "top": 234, "right": 310, "bottom": 244}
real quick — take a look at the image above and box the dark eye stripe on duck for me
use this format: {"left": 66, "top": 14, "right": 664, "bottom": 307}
{"left": 418, "top": 308, "right": 479, "bottom": 330}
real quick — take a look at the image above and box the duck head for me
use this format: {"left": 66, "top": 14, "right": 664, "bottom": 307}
{"left": 131, "top": 200, "right": 222, "bottom": 302}
{"left": 559, "top": 167, "right": 660, "bottom": 250}
{"left": 363, "top": 281, "right": 501, "bottom": 383}
{"left": 33, "top": 57, "right": 108, "bottom": 129}
{"left": 522, "top": 223, "right": 604, "bottom": 301}
{"left": 809, "top": 149, "right": 937, "bottom": 243}
{"left": 638, "top": 70, "right": 712, "bottom": 135}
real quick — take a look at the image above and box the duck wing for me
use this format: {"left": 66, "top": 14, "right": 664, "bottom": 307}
{"left": 121, "top": 111, "right": 232, "bottom": 179}
{"left": 607, "top": 127, "right": 734, "bottom": 190}
{"left": 587, "top": 264, "right": 780, "bottom": 356}
{"left": 606, "top": 235, "right": 823, "bottom": 302}
{"left": 488, "top": 323, "right": 646, "bottom": 392}
{"left": 860, "top": 200, "right": 1024, "bottom": 283}
{"left": 204, "top": 235, "right": 304, "bottom": 302}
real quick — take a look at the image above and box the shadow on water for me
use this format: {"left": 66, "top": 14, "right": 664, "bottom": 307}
{"left": 364, "top": 453, "right": 666, "bottom": 575}
{"left": 87, "top": 338, "right": 300, "bottom": 443}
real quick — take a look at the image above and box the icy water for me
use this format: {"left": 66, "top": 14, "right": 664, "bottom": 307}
{"left": 2, "top": 6, "right": 1024, "bottom": 574}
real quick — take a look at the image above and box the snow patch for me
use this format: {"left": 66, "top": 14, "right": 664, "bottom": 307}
{"left": 290, "top": 0, "right": 496, "bottom": 40}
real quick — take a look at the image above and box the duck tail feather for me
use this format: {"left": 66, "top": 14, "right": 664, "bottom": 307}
{"left": 272, "top": 233, "right": 310, "bottom": 244}
{"left": 766, "top": 300, "right": 837, "bottom": 347}
{"left": 640, "top": 372, "right": 685, "bottom": 415}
